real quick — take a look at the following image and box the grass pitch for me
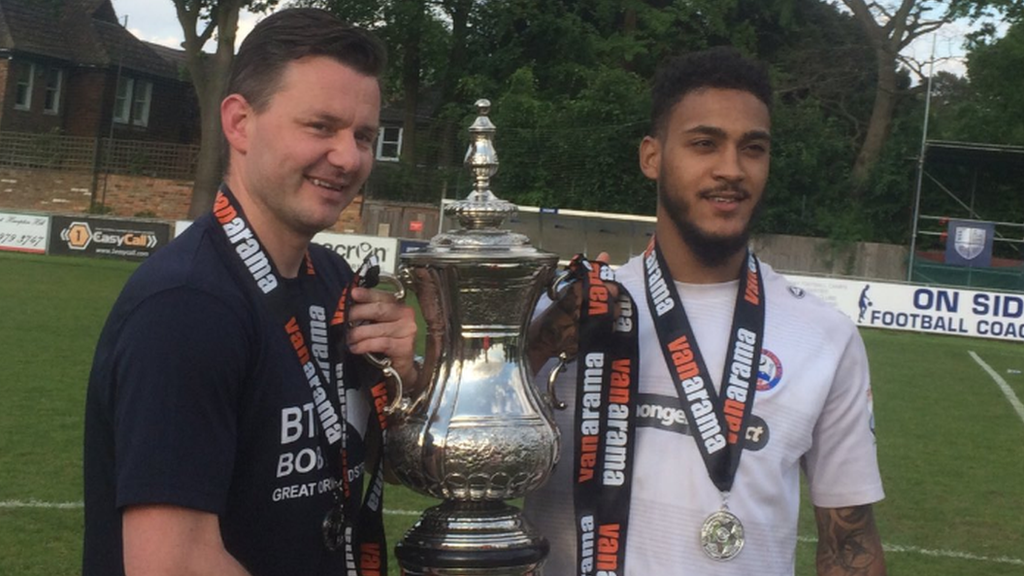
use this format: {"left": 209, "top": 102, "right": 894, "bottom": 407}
{"left": 1, "top": 251, "right": 1022, "bottom": 575}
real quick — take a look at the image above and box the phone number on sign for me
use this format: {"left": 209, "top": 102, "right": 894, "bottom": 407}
{"left": 0, "top": 232, "right": 45, "bottom": 249}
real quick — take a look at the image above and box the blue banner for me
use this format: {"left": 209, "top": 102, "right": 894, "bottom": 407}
{"left": 945, "top": 219, "right": 995, "bottom": 267}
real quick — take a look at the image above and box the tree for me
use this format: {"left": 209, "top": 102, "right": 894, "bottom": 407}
{"left": 174, "top": 0, "right": 278, "bottom": 219}
{"left": 964, "top": 18, "right": 1024, "bottom": 143}
{"left": 836, "top": 0, "right": 1024, "bottom": 190}
{"left": 837, "top": 0, "right": 956, "bottom": 190}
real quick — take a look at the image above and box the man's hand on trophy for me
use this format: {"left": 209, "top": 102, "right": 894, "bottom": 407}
{"left": 526, "top": 252, "right": 616, "bottom": 375}
{"left": 346, "top": 286, "right": 420, "bottom": 389}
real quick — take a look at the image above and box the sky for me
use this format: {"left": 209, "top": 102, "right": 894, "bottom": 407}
{"left": 110, "top": 0, "right": 267, "bottom": 51}
{"left": 110, "top": 0, "right": 996, "bottom": 79}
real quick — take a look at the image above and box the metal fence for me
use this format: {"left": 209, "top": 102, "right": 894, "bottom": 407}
{"left": 0, "top": 131, "right": 199, "bottom": 180}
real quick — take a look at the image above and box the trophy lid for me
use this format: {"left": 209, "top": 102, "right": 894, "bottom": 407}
{"left": 404, "top": 99, "right": 554, "bottom": 261}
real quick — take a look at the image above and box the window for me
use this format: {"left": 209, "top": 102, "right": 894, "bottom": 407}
{"left": 376, "top": 126, "right": 402, "bottom": 161}
{"left": 113, "top": 77, "right": 153, "bottom": 127}
{"left": 113, "top": 76, "right": 133, "bottom": 124}
{"left": 15, "top": 63, "right": 35, "bottom": 110}
{"left": 44, "top": 68, "right": 63, "bottom": 114}
{"left": 132, "top": 80, "right": 152, "bottom": 127}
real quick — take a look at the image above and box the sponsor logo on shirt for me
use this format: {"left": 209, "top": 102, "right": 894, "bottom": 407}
{"left": 634, "top": 393, "right": 769, "bottom": 450}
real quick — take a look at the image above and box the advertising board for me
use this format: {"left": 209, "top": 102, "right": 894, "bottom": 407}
{"left": 49, "top": 216, "right": 170, "bottom": 261}
{"left": 789, "top": 273, "right": 1024, "bottom": 342}
{"left": 0, "top": 212, "right": 48, "bottom": 254}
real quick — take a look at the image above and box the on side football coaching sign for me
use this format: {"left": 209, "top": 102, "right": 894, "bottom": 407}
{"left": 49, "top": 216, "right": 170, "bottom": 261}
{"left": 788, "top": 273, "right": 1024, "bottom": 342}
{"left": 0, "top": 211, "right": 49, "bottom": 254}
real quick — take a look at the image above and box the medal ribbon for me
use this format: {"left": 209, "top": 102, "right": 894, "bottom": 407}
{"left": 642, "top": 237, "right": 765, "bottom": 494}
{"left": 568, "top": 255, "right": 639, "bottom": 576}
{"left": 213, "top": 186, "right": 387, "bottom": 575}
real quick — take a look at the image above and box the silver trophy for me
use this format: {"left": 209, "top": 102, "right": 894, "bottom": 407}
{"left": 386, "top": 99, "right": 562, "bottom": 576}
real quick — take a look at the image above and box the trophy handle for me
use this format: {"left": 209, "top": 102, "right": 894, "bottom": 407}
{"left": 546, "top": 268, "right": 574, "bottom": 300}
{"left": 364, "top": 270, "right": 406, "bottom": 417}
{"left": 546, "top": 351, "right": 572, "bottom": 410}
{"left": 542, "top": 269, "right": 578, "bottom": 411}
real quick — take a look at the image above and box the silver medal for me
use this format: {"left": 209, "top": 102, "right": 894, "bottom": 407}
{"left": 322, "top": 505, "right": 347, "bottom": 551}
{"left": 700, "top": 509, "right": 745, "bottom": 561}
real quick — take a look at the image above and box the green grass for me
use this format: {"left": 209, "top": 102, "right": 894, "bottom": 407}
{"left": 2, "top": 251, "right": 1023, "bottom": 575}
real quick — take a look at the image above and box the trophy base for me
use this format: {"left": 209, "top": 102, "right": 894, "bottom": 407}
{"left": 395, "top": 500, "right": 549, "bottom": 576}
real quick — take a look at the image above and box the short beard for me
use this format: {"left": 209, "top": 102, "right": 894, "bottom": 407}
{"left": 658, "top": 178, "right": 760, "bottom": 270}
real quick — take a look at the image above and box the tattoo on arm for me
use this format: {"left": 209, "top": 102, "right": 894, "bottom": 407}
{"left": 815, "top": 505, "right": 887, "bottom": 576}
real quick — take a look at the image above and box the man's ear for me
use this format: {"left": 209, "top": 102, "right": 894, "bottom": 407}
{"left": 221, "top": 94, "right": 252, "bottom": 155}
{"left": 639, "top": 135, "right": 661, "bottom": 181}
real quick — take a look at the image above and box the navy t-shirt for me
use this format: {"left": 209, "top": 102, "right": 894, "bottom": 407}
{"left": 83, "top": 213, "right": 369, "bottom": 576}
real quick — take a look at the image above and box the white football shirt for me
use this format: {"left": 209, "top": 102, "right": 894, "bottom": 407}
{"left": 524, "top": 255, "right": 883, "bottom": 576}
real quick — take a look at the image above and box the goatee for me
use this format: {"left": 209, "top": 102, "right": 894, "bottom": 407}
{"left": 658, "top": 181, "right": 761, "bottom": 270}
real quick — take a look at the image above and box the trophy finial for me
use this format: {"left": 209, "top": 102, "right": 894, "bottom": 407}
{"left": 449, "top": 98, "right": 516, "bottom": 230}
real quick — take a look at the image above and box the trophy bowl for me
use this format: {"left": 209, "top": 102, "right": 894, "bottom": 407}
{"left": 386, "top": 100, "right": 562, "bottom": 576}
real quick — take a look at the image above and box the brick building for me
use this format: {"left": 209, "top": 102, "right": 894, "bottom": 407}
{"left": 0, "top": 0, "right": 199, "bottom": 144}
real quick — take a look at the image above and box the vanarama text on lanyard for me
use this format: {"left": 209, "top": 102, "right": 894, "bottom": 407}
{"left": 213, "top": 186, "right": 389, "bottom": 576}
{"left": 643, "top": 237, "right": 765, "bottom": 561}
{"left": 567, "top": 256, "right": 640, "bottom": 576}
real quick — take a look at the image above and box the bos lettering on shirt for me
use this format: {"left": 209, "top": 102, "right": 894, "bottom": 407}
{"left": 277, "top": 401, "right": 327, "bottom": 478}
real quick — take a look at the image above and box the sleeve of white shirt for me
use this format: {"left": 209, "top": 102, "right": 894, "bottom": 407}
{"left": 803, "top": 327, "right": 885, "bottom": 508}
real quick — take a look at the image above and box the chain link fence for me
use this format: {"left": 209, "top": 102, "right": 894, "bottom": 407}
{"left": 0, "top": 131, "right": 199, "bottom": 180}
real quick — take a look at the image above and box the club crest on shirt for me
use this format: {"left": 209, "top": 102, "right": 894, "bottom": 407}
{"left": 757, "top": 349, "right": 783, "bottom": 392}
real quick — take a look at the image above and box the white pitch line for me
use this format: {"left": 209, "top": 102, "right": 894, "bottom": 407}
{"left": 7, "top": 501, "right": 1020, "bottom": 567}
{"left": 384, "top": 508, "right": 422, "bottom": 516}
{"left": 0, "top": 499, "right": 83, "bottom": 509}
{"left": 797, "top": 536, "right": 1024, "bottom": 567}
{"left": 0, "top": 500, "right": 425, "bottom": 515}
{"left": 968, "top": 350, "right": 1024, "bottom": 426}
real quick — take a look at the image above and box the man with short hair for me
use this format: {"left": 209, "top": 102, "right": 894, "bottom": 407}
{"left": 525, "top": 47, "right": 886, "bottom": 576}
{"left": 83, "top": 9, "right": 417, "bottom": 576}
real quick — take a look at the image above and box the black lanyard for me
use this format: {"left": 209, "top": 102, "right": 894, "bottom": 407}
{"left": 568, "top": 241, "right": 765, "bottom": 574}
{"left": 212, "top": 186, "right": 388, "bottom": 576}
{"left": 569, "top": 256, "right": 639, "bottom": 576}
{"left": 642, "top": 238, "right": 765, "bottom": 494}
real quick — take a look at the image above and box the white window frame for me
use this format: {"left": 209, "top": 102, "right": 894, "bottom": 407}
{"left": 43, "top": 68, "right": 63, "bottom": 115}
{"left": 376, "top": 126, "right": 403, "bottom": 162}
{"left": 15, "top": 62, "right": 35, "bottom": 111}
{"left": 132, "top": 80, "right": 152, "bottom": 127}
{"left": 113, "top": 76, "right": 133, "bottom": 124}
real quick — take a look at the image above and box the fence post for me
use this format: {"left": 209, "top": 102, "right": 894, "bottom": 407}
{"left": 89, "top": 137, "right": 102, "bottom": 212}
